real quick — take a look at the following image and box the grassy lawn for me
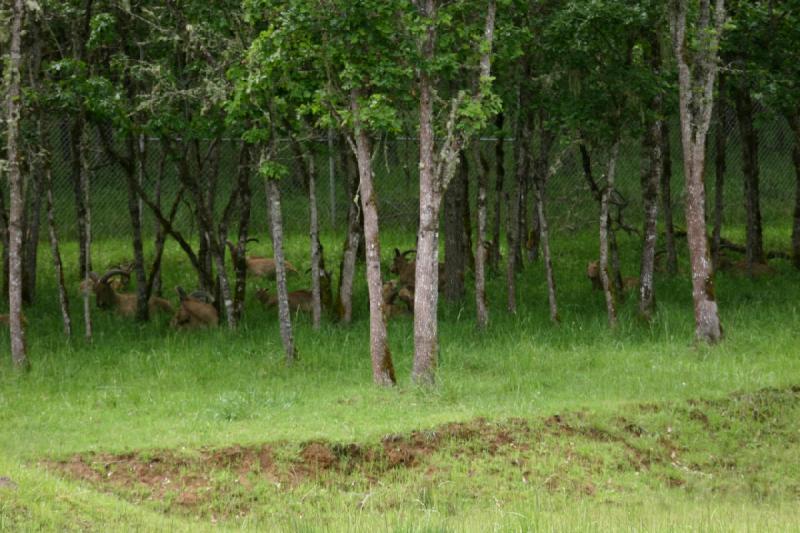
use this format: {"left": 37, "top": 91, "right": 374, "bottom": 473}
{"left": 1, "top": 228, "right": 799, "bottom": 531}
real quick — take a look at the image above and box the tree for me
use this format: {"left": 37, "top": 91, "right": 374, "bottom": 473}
{"left": 670, "top": 0, "right": 725, "bottom": 343}
{"left": 411, "top": 0, "right": 498, "bottom": 385}
{"left": 5, "top": 0, "right": 28, "bottom": 369}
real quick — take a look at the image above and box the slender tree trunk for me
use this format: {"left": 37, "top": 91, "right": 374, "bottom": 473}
{"left": 671, "top": 0, "right": 725, "bottom": 344}
{"left": 152, "top": 149, "right": 166, "bottom": 296}
{"left": 308, "top": 153, "right": 323, "bottom": 329}
{"left": 712, "top": 79, "right": 727, "bottom": 269}
{"left": 266, "top": 177, "right": 296, "bottom": 363}
{"left": 6, "top": 0, "right": 28, "bottom": 368}
{"left": 462, "top": 152, "right": 474, "bottom": 268}
{"left": 337, "top": 148, "right": 361, "bottom": 323}
{"left": 126, "top": 137, "right": 149, "bottom": 321}
{"left": 660, "top": 121, "right": 678, "bottom": 275}
{"left": 600, "top": 142, "right": 620, "bottom": 329}
{"left": 474, "top": 143, "right": 489, "bottom": 329}
{"left": 22, "top": 155, "right": 43, "bottom": 305}
{"left": 444, "top": 151, "right": 467, "bottom": 302}
{"left": 506, "top": 118, "right": 528, "bottom": 313}
{"left": 789, "top": 112, "right": 800, "bottom": 270}
{"left": 733, "top": 85, "right": 765, "bottom": 270}
{"left": 535, "top": 170, "right": 558, "bottom": 324}
{"left": 491, "top": 113, "right": 505, "bottom": 270}
{"left": 79, "top": 123, "right": 93, "bottom": 340}
{"left": 352, "top": 96, "right": 395, "bottom": 386}
{"left": 233, "top": 143, "right": 252, "bottom": 321}
{"left": 45, "top": 154, "right": 72, "bottom": 336}
{"left": 640, "top": 115, "right": 663, "bottom": 321}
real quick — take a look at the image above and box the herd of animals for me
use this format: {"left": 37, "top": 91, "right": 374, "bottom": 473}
{"left": 0, "top": 236, "right": 778, "bottom": 329}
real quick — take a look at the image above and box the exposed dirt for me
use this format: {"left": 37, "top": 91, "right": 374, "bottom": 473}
{"left": 41, "top": 385, "right": 800, "bottom": 518}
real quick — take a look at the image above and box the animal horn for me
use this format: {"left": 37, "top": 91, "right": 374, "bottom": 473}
{"left": 99, "top": 269, "right": 131, "bottom": 284}
{"left": 176, "top": 286, "right": 188, "bottom": 301}
{"left": 401, "top": 249, "right": 416, "bottom": 258}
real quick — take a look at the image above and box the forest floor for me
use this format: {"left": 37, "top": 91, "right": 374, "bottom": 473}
{"left": 1, "top": 228, "right": 800, "bottom": 531}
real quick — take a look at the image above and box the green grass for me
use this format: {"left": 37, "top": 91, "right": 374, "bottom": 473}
{"left": 1, "top": 227, "right": 799, "bottom": 531}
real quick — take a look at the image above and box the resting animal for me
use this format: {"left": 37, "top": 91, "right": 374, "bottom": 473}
{"left": 227, "top": 240, "right": 299, "bottom": 279}
{"left": 82, "top": 269, "right": 173, "bottom": 317}
{"left": 170, "top": 287, "right": 219, "bottom": 329}
{"left": 255, "top": 270, "right": 333, "bottom": 313}
{"left": 390, "top": 248, "right": 445, "bottom": 290}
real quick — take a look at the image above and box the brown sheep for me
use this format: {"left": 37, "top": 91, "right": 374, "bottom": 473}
{"left": 83, "top": 270, "right": 173, "bottom": 317}
{"left": 226, "top": 240, "right": 299, "bottom": 279}
{"left": 586, "top": 261, "right": 638, "bottom": 292}
{"left": 255, "top": 270, "right": 333, "bottom": 313}
{"left": 381, "top": 279, "right": 414, "bottom": 319}
{"left": 170, "top": 287, "right": 219, "bottom": 329}
{"left": 390, "top": 248, "right": 445, "bottom": 290}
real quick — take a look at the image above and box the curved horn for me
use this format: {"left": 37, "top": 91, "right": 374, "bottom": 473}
{"left": 246, "top": 237, "right": 260, "bottom": 244}
{"left": 401, "top": 249, "right": 416, "bottom": 258}
{"left": 99, "top": 269, "right": 130, "bottom": 284}
{"left": 176, "top": 286, "right": 188, "bottom": 301}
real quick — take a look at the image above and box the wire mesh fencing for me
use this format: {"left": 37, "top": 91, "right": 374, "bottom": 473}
{"left": 37, "top": 112, "right": 798, "bottom": 249}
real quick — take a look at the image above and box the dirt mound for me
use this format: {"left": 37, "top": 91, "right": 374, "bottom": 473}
{"left": 41, "top": 385, "right": 800, "bottom": 519}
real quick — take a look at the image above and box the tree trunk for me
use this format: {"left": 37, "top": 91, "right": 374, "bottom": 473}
{"left": 712, "top": 79, "right": 727, "bottom": 269}
{"left": 127, "top": 137, "right": 149, "bottom": 321}
{"left": 789, "top": 112, "right": 800, "bottom": 270}
{"left": 337, "top": 148, "right": 361, "bottom": 323}
{"left": 45, "top": 154, "right": 72, "bottom": 336}
{"left": 308, "top": 153, "right": 323, "bottom": 329}
{"left": 444, "top": 151, "right": 467, "bottom": 302}
{"left": 506, "top": 117, "right": 529, "bottom": 313}
{"left": 671, "top": 0, "right": 725, "bottom": 344}
{"left": 491, "top": 113, "right": 504, "bottom": 270}
{"left": 660, "top": 121, "right": 678, "bottom": 275}
{"left": 266, "top": 177, "right": 296, "bottom": 363}
{"left": 639, "top": 115, "right": 663, "bottom": 321}
{"left": 233, "top": 143, "right": 252, "bottom": 321}
{"left": 352, "top": 95, "right": 396, "bottom": 386}
{"left": 79, "top": 122, "right": 93, "bottom": 340}
{"left": 733, "top": 85, "right": 765, "bottom": 270}
{"left": 600, "top": 141, "right": 620, "bottom": 329}
{"left": 533, "top": 133, "right": 560, "bottom": 324}
{"left": 474, "top": 142, "right": 489, "bottom": 329}
{"left": 6, "top": 0, "right": 28, "bottom": 368}
{"left": 22, "top": 153, "right": 43, "bottom": 305}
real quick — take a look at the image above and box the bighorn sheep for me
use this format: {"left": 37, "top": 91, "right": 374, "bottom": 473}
{"left": 170, "top": 287, "right": 219, "bottom": 329}
{"left": 390, "top": 248, "right": 445, "bottom": 289}
{"left": 255, "top": 270, "right": 332, "bottom": 313}
{"left": 82, "top": 269, "right": 173, "bottom": 317}
{"left": 226, "top": 239, "right": 299, "bottom": 279}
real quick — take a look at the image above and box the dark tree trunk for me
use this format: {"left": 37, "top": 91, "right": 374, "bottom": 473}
{"left": 639, "top": 116, "right": 663, "bottom": 321}
{"left": 6, "top": 0, "right": 28, "bottom": 368}
{"left": 233, "top": 143, "right": 252, "bottom": 321}
{"left": 789, "top": 112, "right": 800, "bottom": 270}
{"left": 45, "top": 153, "right": 72, "bottom": 337}
{"left": 22, "top": 154, "right": 43, "bottom": 305}
{"left": 127, "top": 137, "right": 149, "bottom": 321}
{"left": 79, "top": 121, "right": 93, "bottom": 340}
{"left": 462, "top": 152, "right": 474, "bottom": 268}
{"left": 491, "top": 113, "right": 505, "bottom": 270}
{"left": 506, "top": 117, "right": 529, "bottom": 313}
{"left": 352, "top": 94, "right": 396, "bottom": 386}
{"left": 70, "top": 116, "right": 91, "bottom": 280}
{"left": 660, "top": 121, "right": 678, "bottom": 275}
{"left": 444, "top": 151, "right": 467, "bottom": 302}
{"left": 337, "top": 146, "right": 361, "bottom": 323}
{"left": 733, "top": 85, "right": 765, "bottom": 270}
{"left": 266, "top": 177, "right": 296, "bottom": 363}
{"left": 308, "top": 153, "right": 323, "bottom": 329}
{"left": 474, "top": 142, "right": 489, "bottom": 329}
{"left": 712, "top": 78, "right": 728, "bottom": 270}
{"left": 534, "top": 123, "right": 559, "bottom": 324}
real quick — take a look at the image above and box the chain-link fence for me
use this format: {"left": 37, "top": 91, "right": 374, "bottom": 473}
{"left": 39, "top": 113, "right": 798, "bottom": 246}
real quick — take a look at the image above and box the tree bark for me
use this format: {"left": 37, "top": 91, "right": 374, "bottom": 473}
{"left": 491, "top": 113, "right": 505, "bottom": 270}
{"left": 671, "top": 0, "right": 725, "bottom": 344}
{"left": 474, "top": 143, "right": 489, "bottom": 329}
{"left": 534, "top": 123, "right": 559, "bottom": 324}
{"left": 127, "top": 136, "right": 149, "bottom": 321}
{"left": 337, "top": 147, "right": 361, "bottom": 323}
{"left": 6, "top": 0, "right": 28, "bottom": 368}
{"left": 639, "top": 116, "right": 663, "bottom": 321}
{"left": 789, "top": 112, "right": 800, "bottom": 270}
{"left": 45, "top": 153, "right": 72, "bottom": 337}
{"left": 23, "top": 144, "right": 43, "bottom": 305}
{"left": 232, "top": 143, "right": 252, "bottom": 321}
{"left": 79, "top": 121, "right": 93, "bottom": 341}
{"left": 266, "top": 177, "right": 296, "bottom": 363}
{"left": 660, "top": 121, "right": 678, "bottom": 275}
{"left": 600, "top": 141, "right": 620, "bottom": 329}
{"left": 307, "top": 153, "right": 323, "bottom": 329}
{"left": 352, "top": 95, "right": 396, "bottom": 386}
{"left": 506, "top": 117, "right": 529, "bottom": 313}
{"left": 733, "top": 85, "right": 765, "bottom": 270}
{"left": 712, "top": 78, "right": 728, "bottom": 269}
{"left": 444, "top": 151, "right": 467, "bottom": 302}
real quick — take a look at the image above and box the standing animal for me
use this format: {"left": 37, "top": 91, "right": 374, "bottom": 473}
{"left": 82, "top": 269, "right": 173, "bottom": 317}
{"left": 170, "top": 287, "right": 219, "bottom": 329}
{"left": 227, "top": 240, "right": 299, "bottom": 279}
{"left": 390, "top": 248, "right": 445, "bottom": 289}
{"left": 255, "top": 270, "right": 333, "bottom": 313}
